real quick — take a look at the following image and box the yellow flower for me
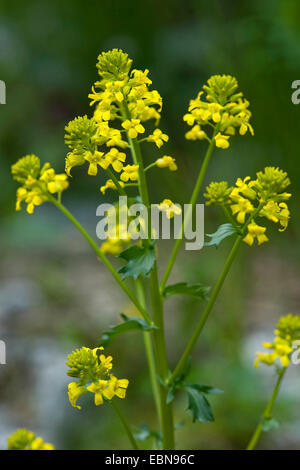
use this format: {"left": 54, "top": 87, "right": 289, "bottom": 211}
{"left": 230, "top": 176, "right": 256, "bottom": 200}
{"left": 120, "top": 164, "right": 139, "bottom": 182}
{"left": 65, "top": 152, "right": 86, "bottom": 176}
{"left": 108, "top": 375, "right": 129, "bottom": 399}
{"left": 254, "top": 314, "right": 300, "bottom": 369}
{"left": 87, "top": 380, "right": 114, "bottom": 405}
{"left": 68, "top": 382, "right": 87, "bottom": 410}
{"left": 84, "top": 151, "right": 108, "bottom": 175}
{"left": 7, "top": 429, "right": 54, "bottom": 450}
{"left": 156, "top": 155, "right": 177, "bottom": 171}
{"left": 230, "top": 196, "right": 254, "bottom": 224}
{"left": 215, "top": 132, "right": 230, "bottom": 149}
{"left": 243, "top": 222, "right": 268, "bottom": 246}
{"left": 122, "top": 119, "right": 145, "bottom": 139}
{"left": 40, "top": 168, "right": 69, "bottom": 194}
{"left": 106, "top": 148, "right": 126, "bottom": 172}
{"left": 185, "top": 125, "right": 207, "bottom": 141}
{"left": 147, "top": 129, "right": 169, "bottom": 148}
{"left": 100, "top": 179, "right": 125, "bottom": 195}
{"left": 158, "top": 199, "right": 182, "bottom": 219}
{"left": 100, "top": 238, "right": 126, "bottom": 256}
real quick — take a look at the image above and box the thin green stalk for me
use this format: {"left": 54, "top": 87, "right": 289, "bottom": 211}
{"left": 135, "top": 278, "right": 162, "bottom": 425}
{"left": 169, "top": 234, "right": 243, "bottom": 383}
{"left": 50, "top": 196, "right": 152, "bottom": 325}
{"left": 120, "top": 100, "right": 175, "bottom": 449}
{"left": 160, "top": 129, "right": 218, "bottom": 291}
{"left": 169, "top": 202, "right": 265, "bottom": 383}
{"left": 110, "top": 400, "right": 139, "bottom": 450}
{"left": 105, "top": 167, "right": 127, "bottom": 195}
{"left": 150, "top": 266, "right": 175, "bottom": 449}
{"left": 246, "top": 368, "right": 286, "bottom": 450}
{"left": 144, "top": 162, "right": 157, "bottom": 172}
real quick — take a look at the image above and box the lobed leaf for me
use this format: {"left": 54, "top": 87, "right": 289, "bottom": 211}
{"left": 98, "top": 314, "right": 157, "bottom": 347}
{"left": 204, "top": 223, "right": 238, "bottom": 248}
{"left": 163, "top": 282, "right": 210, "bottom": 300}
{"left": 118, "top": 244, "right": 156, "bottom": 280}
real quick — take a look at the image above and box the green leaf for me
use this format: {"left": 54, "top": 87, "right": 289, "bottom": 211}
{"left": 166, "top": 386, "right": 176, "bottom": 404}
{"left": 118, "top": 245, "right": 156, "bottom": 280}
{"left": 261, "top": 417, "right": 280, "bottom": 432}
{"left": 98, "top": 314, "right": 157, "bottom": 347}
{"left": 185, "top": 385, "right": 215, "bottom": 423}
{"left": 184, "top": 382, "right": 223, "bottom": 395}
{"left": 133, "top": 424, "right": 162, "bottom": 448}
{"left": 204, "top": 223, "right": 237, "bottom": 248}
{"left": 163, "top": 282, "right": 210, "bottom": 300}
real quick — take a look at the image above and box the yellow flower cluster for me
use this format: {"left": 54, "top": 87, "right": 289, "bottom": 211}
{"left": 66, "top": 346, "right": 129, "bottom": 409}
{"left": 7, "top": 429, "right": 54, "bottom": 450}
{"left": 64, "top": 49, "right": 174, "bottom": 193}
{"left": 204, "top": 167, "right": 291, "bottom": 245}
{"left": 11, "top": 154, "right": 69, "bottom": 214}
{"left": 156, "top": 155, "right": 177, "bottom": 171}
{"left": 184, "top": 74, "right": 253, "bottom": 148}
{"left": 254, "top": 314, "right": 300, "bottom": 368}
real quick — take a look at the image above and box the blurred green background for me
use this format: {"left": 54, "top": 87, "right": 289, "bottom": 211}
{"left": 1, "top": 0, "right": 300, "bottom": 450}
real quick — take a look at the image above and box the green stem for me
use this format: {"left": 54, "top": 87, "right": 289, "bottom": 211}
{"left": 160, "top": 128, "right": 218, "bottom": 291}
{"left": 110, "top": 400, "right": 139, "bottom": 450}
{"left": 144, "top": 162, "right": 157, "bottom": 172}
{"left": 50, "top": 196, "right": 152, "bottom": 325}
{"left": 169, "top": 234, "right": 243, "bottom": 383}
{"left": 121, "top": 101, "right": 175, "bottom": 449}
{"left": 168, "top": 202, "right": 265, "bottom": 383}
{"left": 246, "top": 368, "right": 286, "bottom": 450}
{"left": 135, "top": 279, "right": 162, "bottom": 425}
{"left": 105, "top": 167, "right": 127, "bottom": 195}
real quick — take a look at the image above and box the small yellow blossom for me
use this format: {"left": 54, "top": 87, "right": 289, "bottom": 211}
{"left": 87, "top": 380, "right": 114, "bottom": 405}
{"left": 158, "top": 199, "right": 182, "bottom": 219}
{"left": 230, "top": 196, "right": 254, "bottom": 224}
{"left": 147, "top": 129, "right": 169, "bottom": 148}
{"left": 100, "top": 179, "right": 125, "bottom": 195}
{"left": 243, "top": 222, "right": 269, "bottom": 246}
{"left": 254, "top": 314, "right": 300, "bottom": 369}
{"left": 68, "top": 382, "right": 87, "bottom": 410}
{"left": 122, "top": 119, "right": 145, "bottom": 139}
{"left": 108, "top": 375, "right": 129, "bottom": 399}
{"left": 156, "top": 155, "right": 177, "bottom": 171}
{"left": 185, "top": 125, "right": 207, "bottom": 141}
{"left": 106, "top": 148, "right": 126, "bottom": 172}
{"left": 215, "top": 132, "right": 230, "bottom": 149}
{"left": 120, "top": 164, "right": 139, "bottom": 182}
{"left": 7, "top": 429, "right": 54, "bottom": 450}
{"left": 84, "top": 151, "right": 108, "bottom": 175}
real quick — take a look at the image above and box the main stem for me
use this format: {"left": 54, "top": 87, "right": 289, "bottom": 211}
{"left": 169, "top": 234, "right": 243, "bottom": 383}
{"left": 160, "top": 129, "right": 217, "bottom": 291}
{"left": 246, "top": 368, "right": 286, "bottom": 450}
{"left": 121, "top": 101, "right": 175, "bottom": 449}
{"left": 135, "top": 279, "right": 162, "bottom": 425}
{"left": 111, "top": 400, "right": 139, "bottom": 450}
{"left": 50, "top": 197, "right": 152, "bottom": 324}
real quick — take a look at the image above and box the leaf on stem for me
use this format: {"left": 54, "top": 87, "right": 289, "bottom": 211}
{"left": 118, "top": 244, "right": 156, "bottom": 280}
{"left": 185, "top": 385, "right": 215, "bottom": 423}
{"left": 163, "top": 282, "right": 210, "bottom": 300}
{"left": 98, "top": 314, "right": 157, "bottom": 347}
{"left": 204, "top": 223, "right": 238, "bottom": 248}
{"left": 261, "top": 417, "right": 280, "bottom": 432}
